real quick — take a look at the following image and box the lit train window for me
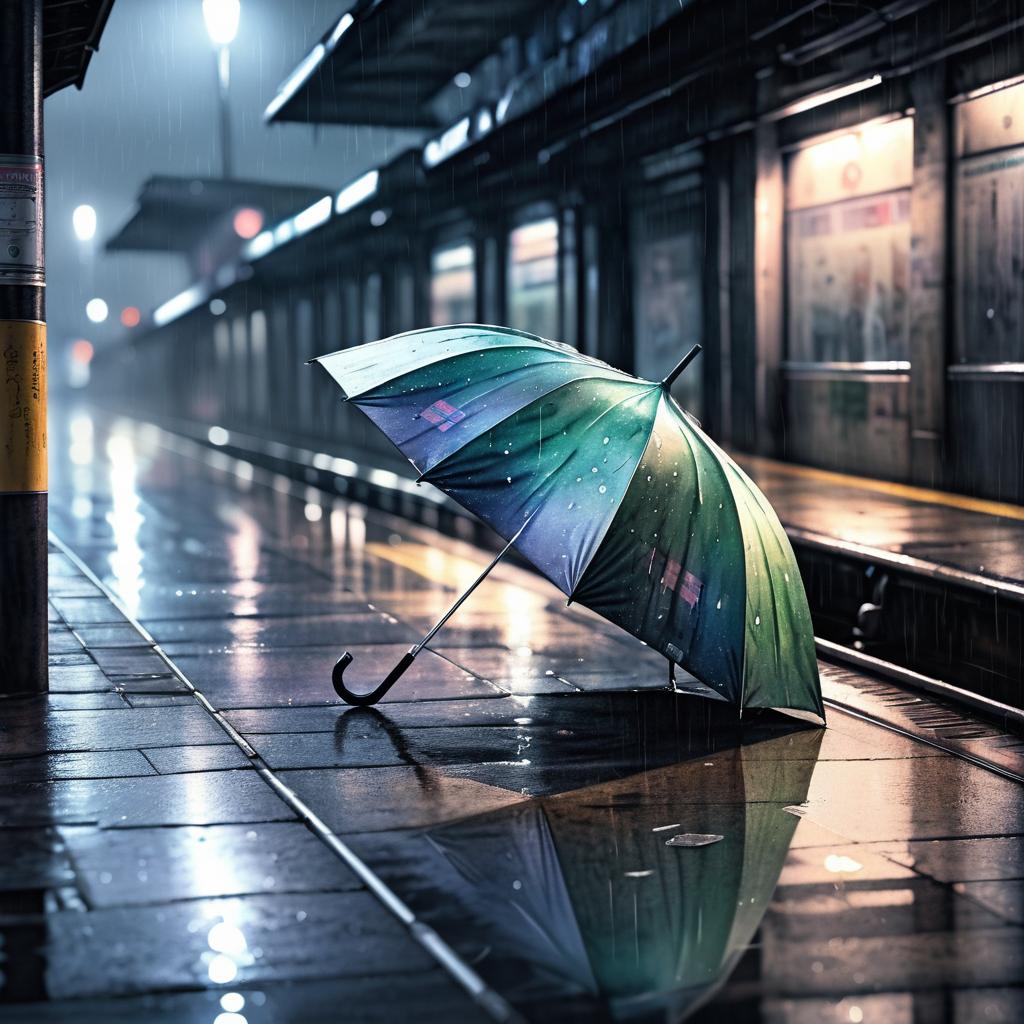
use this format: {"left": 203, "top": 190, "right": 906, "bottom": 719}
{"left": 507, "top": 217, "right": 559, "bottom": 340}
{"left": 431, "top": 243, "right": 475, "bottom": 326}
{"left": 785, "top": 117, "right": 913, "bottom": 364}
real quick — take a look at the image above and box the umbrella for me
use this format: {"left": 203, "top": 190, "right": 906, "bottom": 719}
{"left": 314, "top": 324, "right": 822, "bottom": 720}
{"left": 424, "top": 725, "right": 823, "bottom": 1018}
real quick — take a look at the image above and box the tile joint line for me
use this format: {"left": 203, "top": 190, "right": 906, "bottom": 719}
{"left": 47, "top": 528, "right": 524, "bottom": 1024}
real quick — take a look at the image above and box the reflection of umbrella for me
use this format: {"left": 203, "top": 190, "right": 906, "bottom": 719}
{"left": 426, "top": 727, "right": 823, "bottom": 1019}
{"left": 315, "top": 325, "right": 822, "bottom": 720}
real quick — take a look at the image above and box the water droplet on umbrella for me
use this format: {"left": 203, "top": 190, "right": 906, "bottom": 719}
{"left": 591, "top": 467, "right": 598, "bottom": 473}
{"left": 665, "top": 834, "right": 724, "bottom": 848}
{"left": 755, "top": 615, "right": 761, "bottom": 625}
{"left": 602, "top": 436, "right": 610, "bottom": 444}
{"left": 716, "top": 599, "right": 722, "bottom": 609}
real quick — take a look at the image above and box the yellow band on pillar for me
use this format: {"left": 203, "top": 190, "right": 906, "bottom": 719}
{"left": 1, "top": 320, "right": 47, "bottom": 493}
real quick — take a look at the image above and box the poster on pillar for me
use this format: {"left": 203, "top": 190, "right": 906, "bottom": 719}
{"left": 0, "top": 156, "right": 44, "bottom": 287}
{"left": 1, "top": 320, "right": 47, "bottom": 493}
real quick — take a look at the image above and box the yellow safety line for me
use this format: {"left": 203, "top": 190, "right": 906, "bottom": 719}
{"left": 737, "top": 453, "right": 1024, "bottom": 523}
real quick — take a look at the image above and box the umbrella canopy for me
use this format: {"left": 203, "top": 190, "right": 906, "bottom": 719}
{"left": 314, "top": 324, "right": 823, "bottom": 720}
{"left": 425, "top": 726, "right": 823, "bottom": 1018}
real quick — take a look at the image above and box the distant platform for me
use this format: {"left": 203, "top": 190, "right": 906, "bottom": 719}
{"left": 737, "top": 453, "right": 1024, "bottom": 596}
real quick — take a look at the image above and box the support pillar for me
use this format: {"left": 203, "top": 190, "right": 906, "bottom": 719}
{"left": 593, "top": 189, "right": 632, "bottom": 372}
{"left": 908, "top": 62, "right": 948, "bottom": 487}
{"left": 0, "top": 0, "right": 47, "bottom": 695}
{"left": 703, "top": 138, "right": 733, "bottom": 444}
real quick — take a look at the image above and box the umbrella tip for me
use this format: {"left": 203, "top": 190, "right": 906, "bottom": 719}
{"left": 661, "top": 344, "right": 702, "bottom": 389}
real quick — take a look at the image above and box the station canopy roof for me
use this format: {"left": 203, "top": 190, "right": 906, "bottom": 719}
{"left": 43, "top": 0, "right": 116, "bottom": 96}
{"left": 106, "top": 176, "right": 329, "bottom": 254}
{"left": 264, "top": 0, "right": 551, "bottom": 128}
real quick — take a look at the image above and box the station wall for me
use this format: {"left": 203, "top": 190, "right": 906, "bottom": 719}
{"left": 96, "top": 59, "right": 1024, "bottom": 505}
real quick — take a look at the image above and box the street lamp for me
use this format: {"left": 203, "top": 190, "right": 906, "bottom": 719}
{"left": 202, "top": 0, "right": 240, "bottom": 179}
{"left": 72, "top": 204, "right": 97, "bottom": 242}
{"left": 85, "top": 298, "right": 108, "bottom": 324}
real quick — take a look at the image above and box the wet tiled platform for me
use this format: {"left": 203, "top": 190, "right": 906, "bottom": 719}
{"left": 139, "top": 415, "right": 1024, "bottom": 707}
{"left": 1, "top": 408, "right": 1023, "bottom": 1021}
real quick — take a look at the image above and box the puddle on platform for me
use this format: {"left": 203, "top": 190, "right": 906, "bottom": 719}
{"left": 374, "top": 720, "right": 824, "bottom": 1021}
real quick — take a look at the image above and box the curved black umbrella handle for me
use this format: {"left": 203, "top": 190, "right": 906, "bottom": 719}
{"left": 332, "top": 648, "right": 417, "bottom": 706}
{"left": 331, "top": 527, "right": 529, "bottom": 705}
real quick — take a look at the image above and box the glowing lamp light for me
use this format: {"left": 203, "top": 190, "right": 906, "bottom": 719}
{"left": 120, "top": 306, "right": 141, "bottom": 328}
{"left": 72, "top": 204, "right": 97, "bottom": 241}
{"left": 202, "top": 0, "right": 240, "bottom": 46}
{"left": 86, "top": 298, "right": 108, "bottom": 323}
{"left": 71, "top": 339, "right": 94, "bottom": 364}
{"left": 232, "top": 207, "right": 263, "bottom": 239}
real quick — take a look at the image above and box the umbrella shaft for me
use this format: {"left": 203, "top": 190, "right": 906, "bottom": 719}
{"left": 413, "top": 525, "right": 526, "bottom": 654}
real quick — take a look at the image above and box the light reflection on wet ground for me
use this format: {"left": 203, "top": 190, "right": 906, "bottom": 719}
{"left": 0, "top": 407, "right": 1021, "bottom": 1022}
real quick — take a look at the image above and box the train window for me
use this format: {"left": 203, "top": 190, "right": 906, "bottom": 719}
{"left": 363, "top": 273, "right": 382, "bottom": 341}
{"left": 785, "top": 117, "right": 913, "bottom": 364}
{"left": 631, "top": 180, "right": 704, "bottom": 416}
{"left": 430, "top": 243, "right": 475, "bottom": 325}
{"left": 955, "top": 82, "right": 1024, "bottom": 363}
{"left": 507, "top": 217, "right": 559, "bottom": 340}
